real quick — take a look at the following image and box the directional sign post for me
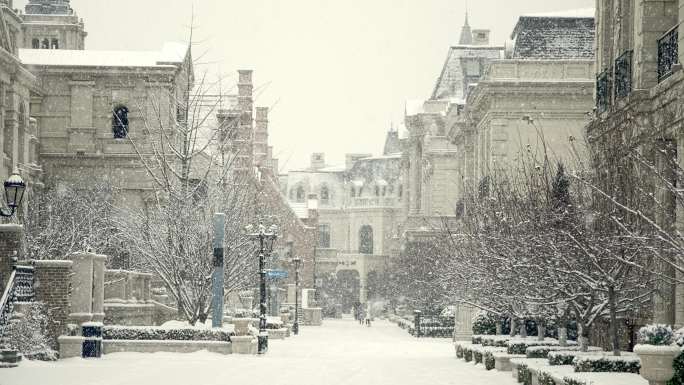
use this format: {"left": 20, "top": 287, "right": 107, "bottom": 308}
{"left": 266, "top": 269, "right": 289, "bottom": 280}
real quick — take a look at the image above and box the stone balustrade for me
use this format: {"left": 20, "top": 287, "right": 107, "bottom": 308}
{"left": 103, "top": 269, "right": 156, "bottom": 326}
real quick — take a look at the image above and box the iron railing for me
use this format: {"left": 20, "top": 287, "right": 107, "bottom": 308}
{"left": 596, "top": 70, "right": 611, "bottom": 113}
{"left": 412, "top": 311, "right": 454, "bottom": 338}
{"left": 614, "top": 50, "right": 633, "bottom": 98}
{"left": 658, "top": 27, "right": 679, "bottom": 82}
{"left": 0, "top": 265, "right": 34, "bottom": 333}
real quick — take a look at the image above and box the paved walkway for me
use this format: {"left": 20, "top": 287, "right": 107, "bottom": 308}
{"left": 2, "top": 318, "right": 518, "bottom": 385}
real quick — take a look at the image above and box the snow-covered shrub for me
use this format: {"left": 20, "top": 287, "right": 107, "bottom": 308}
{"left": 527, "top": 345, "right": 583, "bottom": 359}
{"left": 667, "top": 351, "right": 684, "bottom": 385}
{"left": 638, "top": 324, "right": 674, "bottom": 346}
{"left": 471, "top": 335, "right": 483, "bottom": 344}
{"left": 472, "top": 312, "right": 497, "bottom": 335}
{"left": 456, "top": 344, "right": 464, "bottom": 358}
{"left": 0, "top": 303, "right": 58, "bottom": 361}
{"left": 538, "top": 372, "right": 557, "bottom": 385}
{"left": 517, "top": 363, "right": 532, "bottom": 385}
{"left": 548, "top": 351, "right": 578, "bottom": 366}
{"left": 508, "top": 340, "right": 563, "bottom": 355}
{"left": 573, "top": 355, "right": 640, "bottom": 373}
{"left": 103, "top": 326, "right": 233, "bottom": 342}
{"left": 562, "top": 377, "right": 586, "bottom": 385}
{"left": 474, "top": 350, "right": 483, "bottom": 364}
{"left": 484, "top": 351, "right": 495, "bottom": 370}
{"left": 463, "top": 346, "right": 473, "bottom": 362}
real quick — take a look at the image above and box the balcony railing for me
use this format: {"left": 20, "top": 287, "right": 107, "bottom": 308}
{"left": 658, "top": 27, "right": 679, "bottom": 82}
{"left": 614, "top": 50, "right": 633, "bottom": 98}
{"left": 596, "top": 70, "right": 610, "bottom": 113}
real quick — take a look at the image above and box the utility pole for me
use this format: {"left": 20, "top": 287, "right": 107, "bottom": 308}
{"left": 211, "top": 213, "right": 225, "bottom": 328}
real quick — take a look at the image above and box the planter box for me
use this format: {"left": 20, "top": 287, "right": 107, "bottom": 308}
{"left": 103, "top": 340, "right": 231, "bottom": 355}
{"left": 634, "top": 344, "right": 682, "bottom": 385}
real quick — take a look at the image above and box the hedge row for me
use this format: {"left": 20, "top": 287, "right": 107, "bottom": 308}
{"left": 573, "top": 355, "right": 640, "bottom": 374}
{"left": 103, "top": 326, "right": 233, "bottom": 342}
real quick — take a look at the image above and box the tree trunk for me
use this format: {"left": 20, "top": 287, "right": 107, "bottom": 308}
{"left": 496, "top": 320, "right": 503, "bottom": 335}
{"left": 578, "top": 322, "right": 590, "bottom": 352}
{"left": 559, "top": 314, "right": 568, "bottom": 347}
{"left": 510, "top": 317, "right": 517, "bottom": 337}
{"left": 520, "top": 319, "right": 527, "bottom": 338}
{"left": 537, "top": 320, "right": 545, "bottom": 341}
{"left": 608, "top": 285, "right": 621, "bottom": 356}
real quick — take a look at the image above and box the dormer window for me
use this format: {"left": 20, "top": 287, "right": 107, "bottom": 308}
{"left": 112, "top": 105, "right": 129, "bottom": 139}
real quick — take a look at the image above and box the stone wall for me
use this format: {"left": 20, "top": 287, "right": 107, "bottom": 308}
{"left": 33, "top": 259, "right": 72, "bottom": 348}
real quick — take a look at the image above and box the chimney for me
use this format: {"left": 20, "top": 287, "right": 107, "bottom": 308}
{"left": 310, "top": 153, "right": 325, "bottom": 170}
{"left": 471, "top": 29, "right": 490, "bottom": 45}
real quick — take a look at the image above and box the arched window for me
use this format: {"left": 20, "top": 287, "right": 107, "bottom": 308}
{"left": 320, "top": 185, "right": 330, "bottom": 204}
{"left": 112, "top": 105, "right": 129, "bottom": 139}
{"left": 51, "top": 39, "right": 59, "bottom": 49}
{"left": 295, "top": 185, "right": 305, "bottom": 202}
{"left": 41, "top": 39, "right": 49, "bottom": 49}
{"left": 31, "top": 39, "right": 39, "bottom": 49}
{"left": 359, "top": 225, "right": 373, "bottom": 254}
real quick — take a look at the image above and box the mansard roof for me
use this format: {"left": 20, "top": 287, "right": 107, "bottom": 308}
{"left": 430, "top": 45, "right": 503, "bottom": 102}
{"left": 511, "top": 12, "right": 595, "bottom": 59}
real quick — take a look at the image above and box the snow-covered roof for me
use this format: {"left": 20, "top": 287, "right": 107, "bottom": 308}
{"left": 430, "top": 45, "right": 503, "bottom": 101}
{"left": 511, "top": 13, "right": 595, "bottom": 59}
{"left": 523, "top": 8, "right": 595, "bottom": 19}
{"left": 19, "top": 42, "right": 188, "bottom": 68}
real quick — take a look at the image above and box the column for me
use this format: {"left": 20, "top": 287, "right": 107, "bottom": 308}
{"left": 68, "top": 252, "right": 95, "bottom": 324}
{"left": 454, "top": 303, "right": 475, "bottom": 341}
{"left": 91, "top": 253, "right": 107, "bottom": 323}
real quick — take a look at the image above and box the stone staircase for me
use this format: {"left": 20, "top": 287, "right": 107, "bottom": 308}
{"left": 0, "top": 265, "right": 35, "bottom": 367}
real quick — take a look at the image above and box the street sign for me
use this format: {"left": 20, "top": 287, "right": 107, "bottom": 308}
{"left": 266, "top": 269, "right": 288, "bottom": 279}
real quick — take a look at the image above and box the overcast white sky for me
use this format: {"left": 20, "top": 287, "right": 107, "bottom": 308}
{"left": 17, "top": 0, "right": 594, "bottom": 172}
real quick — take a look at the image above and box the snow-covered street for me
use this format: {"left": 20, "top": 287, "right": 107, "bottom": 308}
{"left": 1, "top": 318, "right": 516, "bottom": 385}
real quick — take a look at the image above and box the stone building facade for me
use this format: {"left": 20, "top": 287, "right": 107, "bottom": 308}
{"left": 280, "top": 131, "right": 403, "bottom": 306}
{"left": 450, "top": 13, "right": 595, "bottom": 193}
{"left": 401, "top": 17, "right": 503, "bottom": 237}
{"left": 0, "top": 0, "right": 319, "bottom": 305}
{"left": 587, "top": 0, "right": 684, "bottom": 327}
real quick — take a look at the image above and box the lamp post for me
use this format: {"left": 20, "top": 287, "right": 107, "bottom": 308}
{"left": 0, "top": 172, "right": 25, "bottom": 218}
{"left": 246, "top": 222, "right": 278, "bottom": 355}
{"left": 292, "top": 256, "right": 301, "bottom": 335}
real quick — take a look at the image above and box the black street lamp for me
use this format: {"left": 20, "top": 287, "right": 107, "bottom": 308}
{"left": 292, "top": 256, "right": 301, "bottom": 335}
{"left": 246, "top": 222, "right": 278, "bottom": 355}
{"left": 0, "top": 172, "right": 25, "bottom": 217}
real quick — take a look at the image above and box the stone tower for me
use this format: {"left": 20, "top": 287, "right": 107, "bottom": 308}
{"left": 21, "top": 0, "right": 87, "bottom": 50}
{"left": 458, "top": 12, "right": 473, "bottom": 45}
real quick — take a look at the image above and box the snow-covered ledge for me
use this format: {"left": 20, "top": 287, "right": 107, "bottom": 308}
{"left": 103, "top": 340, "right": 232, "bottom": 355}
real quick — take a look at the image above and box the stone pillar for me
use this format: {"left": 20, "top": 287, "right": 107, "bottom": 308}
{"left": 453, "top": 303, "right": 475, "bottom": 341}
{"left": 33, "top": 259, "right": 72, "bottom": 348}
{"left": 68, "top": 252, "right": 95, "bottom": 324}
{"left": 91, "top": 254, "right": 107, "bottom": 323}
{"left": 0, "top": 224, "right": 22, "bottom": 293}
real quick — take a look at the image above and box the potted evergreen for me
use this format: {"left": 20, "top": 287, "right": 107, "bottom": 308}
{"left": 634, "top": 324, "right": 682, "bottom": 385}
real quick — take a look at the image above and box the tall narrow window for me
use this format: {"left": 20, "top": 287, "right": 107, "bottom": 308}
{"left": 359, "top": 225, "right": 373, "bottom": 254}
{"left": 112, "top": 106, "right": 129, "bottom": 139}
{"left": 320, "top": 185, "right": 330, "bottom": 205}
{"left": 295, "top": 185, "right": 305, "bottom": 202}
{"left": 318, "top": 224, "right": 331, "bottom": 248}
{"left": 50, "top": 39, "right": 59, "bottom": 49}
{"left": 41, "top": 39, "right": 49, "bottom": 49}
{"left": 350, "top": 188, "right": 356, "bottom": 198}
{"left": 31, "top": 39, "right": 39, "bottom": 49}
